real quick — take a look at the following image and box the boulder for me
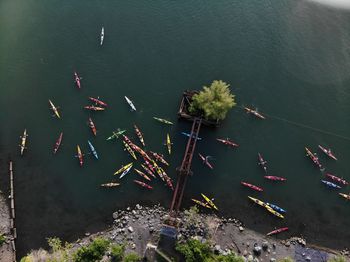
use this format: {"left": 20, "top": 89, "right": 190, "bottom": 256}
{"left": 128, "top": 226, "right": 134, "bottom": 233}
{"left": 262, "top": 241, "right": 269, "bottom": 251}
{"left": 239, "top": 226, "right": 244, "bottom": 232}
{"left": 253, "top": 245, "right": 262, "bottom": 256}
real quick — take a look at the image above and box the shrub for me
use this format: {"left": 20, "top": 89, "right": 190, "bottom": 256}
{"left": 328, "top": 255, "right": 347, "bottom": 262}
{"left": 216, "top": 253, "right": 245, "bottom": 262}
{"left": 0, "top": 234, "right": 5, "bottom": 246}
{"left": 123, "top": 252, "right": 141, "bottom": 262}
{"left": 73, "top": 238, "right": 109, "bottom": 262}
{"left": 278, "top": 258, "right": 294, "bottom": 262}
{"left": 176, "top": 239, "right": 214, "bottom": 262}
{"left": 110, "top": 244, "right": 125, "bottom": 262}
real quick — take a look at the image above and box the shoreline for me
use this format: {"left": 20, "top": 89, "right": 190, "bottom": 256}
{"left": 0, "top": 192, "right": 14, "bottom": 262}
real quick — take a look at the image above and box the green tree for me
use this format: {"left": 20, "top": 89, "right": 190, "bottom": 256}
{"left": 110, "top": 244, "right": 125, "bottom": 262}
{"left": 176, "top": 239, "right": 214, "bottom": 262}
{"left": 184, "top": 206, "right": 200, "bottom": 227}
{"left": 123, "top": 252, "right": 141, "bottom": 262}
{"left": 189, "top": 80, "right": 236, "bottom": 121}
{"left": 73, "top": 237, "right": 109, "bottom": 262}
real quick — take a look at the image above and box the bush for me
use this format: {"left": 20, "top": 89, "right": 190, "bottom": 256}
{"left": 176, "top": 239, "right": 214, "bottom": 262}
{"left": 278, "top": 258, "right": 294, "bottom": 262}
{"left": 216, "top": 253, "right": 245, "bottom": 262}
{"left": 0, "top": 234, "right": 5, "bottom": 246}
{"left": 123, "top": 252, "right": 141, "bottom": 262}
{"left": 110, "top": 244, "right": 125, "bottom": 262}
{"left": 73, "top": 238, "right": 109, "bottom": 262}
{"left": 328, "top": 256, "right": 347, "bottom": 262}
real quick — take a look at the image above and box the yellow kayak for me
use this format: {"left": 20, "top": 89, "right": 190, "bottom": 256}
{"left": 166, "top": 133, "right": 171, "bottom": 155}
{"left": 265, "top": 206, "right": 284, "bottom": 219}
{"left": 191, "top": 199, "right": 212, "bottom": 209}
{"left": 113, "top": 163, "right": 133, "bottom": 175}
{"left": 123, "top": 141, "right": 137, "bottom": 160}
{"left": 49, "top": 99, "right": 60, "bottom": 119}
{"left": 201, "top": 193, "right": 218, "bottom": 210}
{"left": 248, "top": 196, "right": 267, "bottom": 208}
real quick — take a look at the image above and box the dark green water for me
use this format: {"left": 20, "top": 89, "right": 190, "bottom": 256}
{"left": 1, "top": 0, "right": 350, "bottom": 256}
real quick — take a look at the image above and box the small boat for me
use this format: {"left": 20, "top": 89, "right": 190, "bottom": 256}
{"left": 201, "top": 193, "right": 218, "bottom": 210}
{"left": 149, "top": 151, "right": 169, "bottom": 166}
{"left": 266, "top": 202, "right": 286, "bottom": 213}
{"left": 266, "top": 227, "right": 289, "bottom": 236}
{"left": 89, "top": 97, "right": 108, "bottom": 107}
{"left": 258, "top": 153, "right": 268, "bottom": 173}
{"left": 248, "top": 196, "right": 267, "bottom": 208}
{"left": 163, "top": 173, "right": 174, "bottom": 191}
{"left": 134, "top": 180, "right": 153, "bottom": 190}
{"left": 84, "top": 105, "right": 105, "bottom": 111}
{"left": 153, "top": 117, "right": 173, "bottom": 125}
{"left": 87, "top": 140, "right": 98, "bottom": 159}
{"left": 124, "top": 96, "right": 136, "bottom": 111}
{"left": 74, "top": 72, "right": 81, "bottom": 89}
{"left": 305, "top": 147, "right": 323, "bottom": 169}
{"left": 191, "top": 199, "right": 212, "bottom": 209}
{"left": 166, "top": 133, "right": 172, "bottom": 155}
{"left": 198, "top": 153, "right": 214, "bottom": 169}
{"left": 325, "top": 173, "right": 348, "bottom": 186}
{"left": 20, "top": 129, "right": 28, "bottom": 155}
{"left": 113, "top": 163, "right": 133, "bottom": 175}
{"left": 106, "top": 129, "right": 126, "bottom": 141}
{"left": 265, "top": 206, "right": 284, "bottom": 219}
{"left": 88, "top": 117, "right": 97, "bottom": 136}
{"left": 123, "top": 140, "right": 137, "bottom": 160}
{"left": 53, "top": 132, "right": 63, "bottom": 154}
{"left": 244, "top": 107, "right": 265, "bottom": 119}
{"left": 241, "top": 182, "right": 263, "bottom": 192}
{"left": 264, "top": 176, "right": 287, "bottom": 181}
{"left": 48, "top": 99, "right": 61, "bottom": 119}
{"left": 76, "top": 145, "right": 83, "bottom": 167}
{"left": 100, "top": 182, "right": 120, "bottom": 188}
{"left": 321, "top": 180, "right": 341, "bottom": 189}
{"left": 318, "top": 145, "right": 337, "bottom": 160}
{"left": 339, "top": 193, "right": 350, "bottom": 200}
{"left": 100, "top": 27, "right": 104, "bottom": 45}
{"left": 134, "top": 168, "right": 151, "bottom": 181}
{"left": 119, "top": 165, "right": 133, "bottom": 179}
{"left": 216, "top": 138, "right": 239, "bottom": 147}
{"left": 141, "top": 164, "right": 156, "bottom": 178}
{"left": 181, "top": 132, "right": 202, "bottom": 140}
{"left": 134, "top": 124, "right": 145, "bottom": 146}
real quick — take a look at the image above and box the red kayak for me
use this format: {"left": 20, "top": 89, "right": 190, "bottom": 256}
{"left": 216, "top": 138, "right": 239, "bottom": 147}
{"left": 258, "top": 153, "right": 268, "bottom": 173}
{"left": 134, "top": 180, "right": 153, "bottom": 190}
{"left": 149, "top": 151, "right": 169, "bottom": 166}
{"left": 305, "top": 147, "right": 323, "bottom": 169}
{"left": 198, "top": 153, "right": 214, "bottom": 169}
{"left": 74, "top": 72, "right": 81, "bottom": 89}
{"left": 318, "top": 145, "right": 337, "bottom": 160}
{"left": 89, "top": 97, "right": 108, "bottom": 107}
{"left": 264, "top": 176, "right": 287, "bottom": 181}
{"left": 84, "top": 105, "right": 105, "bottom": 111}
{"left": 266, "top": 227, "right": 289, "bottom": 236}
{"left": 53, "top": 132, "right": 63, "bottom": 154}
{"left": 241, "top": 181, "right": 263, "bottom": 192}
{"left": 325, "top": 173, "right": 348, "bottom": 185}
{"left": 88, "top": 117, "right": 97, "bottom": 136}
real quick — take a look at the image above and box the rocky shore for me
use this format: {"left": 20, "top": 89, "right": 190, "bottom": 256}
{"left": 0, "top": 192, "right": 14, "bottom": 262}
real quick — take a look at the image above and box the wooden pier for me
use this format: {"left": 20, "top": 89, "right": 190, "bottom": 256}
{"left": 9, "top": 161, "right": 17, "bottom": 262}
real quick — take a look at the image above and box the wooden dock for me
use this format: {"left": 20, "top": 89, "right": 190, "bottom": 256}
{"left": 9, "top": 161, "right": 17, "bottom": 262}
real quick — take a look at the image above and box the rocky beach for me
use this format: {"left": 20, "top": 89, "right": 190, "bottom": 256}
{"left": 0, "top": 192, "right": 14, "bottom": 262}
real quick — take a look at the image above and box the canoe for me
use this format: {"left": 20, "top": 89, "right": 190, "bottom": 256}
{"left": 318, "top": 145, "right": 337, "bottom": 160}
{"left": 113, "top": 163, "right": 133, "bottom": 175}
{"left": 149, "top": 151, "right": 169, "bottom": 166}
{"left": 49, "top": 99, "right": 61, "bottom": 119}
{"left": 89, "top": 97, "right": 107, "bottom": 107}
{"left": 198, "top": 153, "right": 214, "bottom": 169}
{"left": 244, "top": 107, "right": 265, "bottom": 119}
{"left": 134, "top": 124, "right": 145, "bottom": 146}
{"left": 84, "top": 105, "right": 105, "bottom": 111}
{"left": 265, "top": 206, "right": 284, "bottom": 219}
{"left": 53, "top": 132, "right": 63, "bottom": 154}
{"left": 241, "top": 181, "right": 263, "bottom": 192}
{"left": 20, "top": 129, "right": 28, "bottom": 156}
{"left": 248, "top": 196, "right": 267, "bottom": 208}
{"left": 216, "top": 138, "right": 239, "bottom": 147}
{"left": 123, "top": 141, "right": 137, "bottom": 160}
{"left": 339, "top": 193, "right": 350, "bottom": 200}
{"left": 124, "top": 96, "right": 136, "bottom": 111}
{"left": 258, "top": 153, "right": 268, "bottom": 173}
{"left": 106, "top": 129, "right": 126, "bottom": 141}
{"left": 87, "top": 140, "right": 98, "bottom": 159}
{"left": 100, "top": 182, "right": 120, "bottom": 188}
{"left": 77, "top": 145, "right": 83, "bottom": 167}
{"left": 201, "top": 193, "right": 218, "bottom": 210}
{"left": 134, "top": 168, "right": 151, "bottom": 181}
{"left": 191, "top": 199, "right": 212, "bottom": 209}
{"left": 74, "top": 72, "right": 81, "bottom": 89}
{"left": 266, "top": 202, "right": 286, "bottom": 213}
{"left": 153, "top": 117, "right": 173, "bottom": 125}
{"left": 88, "top": 117, "right": 97, "bottom": 136}
{"left": 264, "top": 176, "right": 287, "bottom": 181}
{"left": 181, "top": 132, "right": 202, "bottom": 140}
{"left": 305, "top": 147, "right": 323, "bottom": 169}
{"left": 100, "top": 27, "right": 104, "bottom": 45}
{"left": 134, "top": 180, "right": 153, "bottom": 189}
{"left": 321, "top": 180, "right": 341, "bottom": 189}
{"left": 119, "top": 165, "right": 132, "bottom": 179}
{"left": 266, "top": 227, "right": 289, "bottom": 236}
{"left": 166, "top": 133, "right": 172, "bottom": 155}
{"left": 325, "top": 173, "right": 348, "bottom": 185}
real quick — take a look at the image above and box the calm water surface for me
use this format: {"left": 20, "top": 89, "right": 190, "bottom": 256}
{"left": 0, "top": 0, "right": 350, "bottom": 256}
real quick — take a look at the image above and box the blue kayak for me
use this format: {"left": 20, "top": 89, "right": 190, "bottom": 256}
{"left": 181, "top": 132, "right": 202, "bottom": 140}
{"left": 266, "top": 202, "right": 286, "bottom": 213}
{"left": 321, "top": 180, "right": 341, "bottom": 189}
{"left": 88, "top": 140, "right": 98, "bottom": 159}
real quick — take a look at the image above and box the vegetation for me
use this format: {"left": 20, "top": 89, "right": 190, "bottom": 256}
{"left": 184, "top": 206, "right": 200, "bottom": 227}
{"left": 327, "top": 255, "right": 347, "bottom": 262}
{"left": 176, "top": 239, "right": 244, "bottom": 262}
{"left": 0, "top": 234, "right": 5, "bottom": 246}
{"left": 278, "top": 258, "right": 294, "bottom": 262}
{"left": 189, "top": 80, "right": 236, "bottom": 121}
{"left": 110, "top": 243, "right": 125, "bottom": 261}
{"left": 123, "top": 252, "right": 142, "bottom": 262}
{"left": 73, "top": 237, "right": 110, "bottom": 262}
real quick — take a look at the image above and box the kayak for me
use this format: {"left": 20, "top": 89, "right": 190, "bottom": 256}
{"left": 113, "top": 163, "right": 133, "bottom": 175}
{"left": 191, "top": 199, "right": 212, "bottom": 209}
{"left": 163, "top": 173, "right": 174, "bottom": 191}
{"left": 88, "top": 117, "right": 97, "bottom": 136}
{"left": 166, "top": 133, "right": 172, "bottom": 155}
{"left": 265, "top": 206, "right": 284, "bottom": 219}
{"left": 264, "top": 176, "right": 287, "bottom": 181}
{"left": 198, "top": 153, "right": 214, "bottom": 169}
{"left": 20, "top": 129, "right": 28, "bottom": 156}
{"left": 305, "top": 147, "right": 323, "bottom": 169}
{"left": 84, "top": 105, "right": 105, "bottom": 111}
{"left": 53, "top": 132, "right": 63, "bottom": 154}
{"left": 106, "top": 129, "right": 126, "bottom": 141}
{"left": 149, "top": 151, "right": 169, "bottom": 166}
{"left": 244, "top": 107, "right": 265, "bottom": 119}
{"left": 216, "top": 138, "right": 239, "bottom": 147}
{"left": 134, "top": 180, "right": 153, "bottom": 190}
{"left": 124, "top": 96, "right": 136, "bottom": 111}
{"left": 100, "top": 182, "right": 120, "bottom": 188}
{"left": 248, "top": 196, "right": 267, "bottom": 208}
{"left": 201, "top": 193, "right": 218, "bottom": 210}
{"left": 134, "top": 124, "right": 145, "bottom": 147}
{"left": 339, "top": 193, "right": 350, "bottom": 200}
{"left": 100, "top": 27, "right": 104, "bottom": 45}
{"left": 325, "top": 173, "right": 348, "bottom": 185}
{"left": 123, "top": 140, "right": 137, "bottom": 160}
{"left": 119, "top": 165, "right": 132, "bottom": 179}
{"left": 321, "top": 180, "right": 341, "bottom": 189}
{"left": 77, "top": 145, "right": 83, "bottom": 167}
{"left": 318, "top": 145, "right": 337, "bottom": 160}
{"left": 241, "top": 181, "right": 263, "bottom": 192}
{"left": 181, "top": 132, "right": 202, "bottom": 140}
{"left": 266, "top": 202, "right": 287, "bottom": 213}
{"left": 74, "top": 72, "right": 81, "bottom": 89}
{"left": 48, "top": 99, "right": 61, "bottom": 119}
{"left": 141, "top": 164, "right": 156, "bottom": 179}
{"left": 134, "top": 168, "right": 151, "bottom": 181}
{"left": 89, "top": 97, "right": 108, "bottom": 107}
{"left": 266, "top": 227, "right": 289, "bottom": 236}
{"left": 153, "top": 117, "right": 173, "bottom": 125}
{"left": 258, "top": 153, "right": 268, "bottom": 173}
{"left": 87, "top": 140, "right": 98, "bottom": 159}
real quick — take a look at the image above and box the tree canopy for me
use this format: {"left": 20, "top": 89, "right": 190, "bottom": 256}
{"left": 189, "top": 80, "right": 236, "bottom": 121}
